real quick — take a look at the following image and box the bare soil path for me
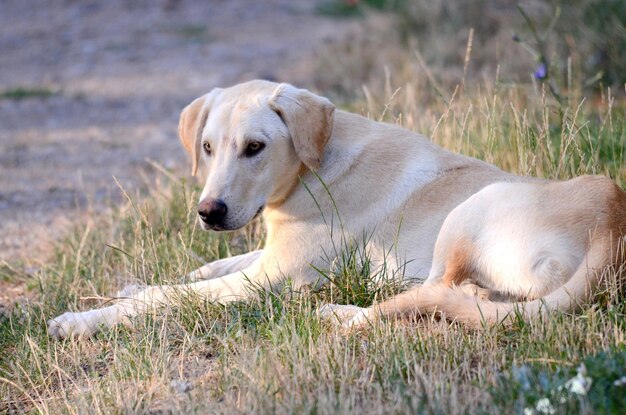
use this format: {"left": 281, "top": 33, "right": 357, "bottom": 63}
{"left": 0, "top": 0, "right": 357, "bottom": 265}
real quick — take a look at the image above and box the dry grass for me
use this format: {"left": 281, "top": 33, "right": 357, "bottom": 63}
{"left": 2, "top": 1, "right": 626, "bottom": 413}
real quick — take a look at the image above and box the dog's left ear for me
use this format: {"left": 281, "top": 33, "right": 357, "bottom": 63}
{"left": 269, "top": 84, "right": 335, "bottom": 171}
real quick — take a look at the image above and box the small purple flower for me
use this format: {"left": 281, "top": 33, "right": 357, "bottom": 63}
{"left": 512, "top": 34, "right": 521, "bottom": 42}
{"left": 534, "top": 63, "right": 548, "bottom": 80}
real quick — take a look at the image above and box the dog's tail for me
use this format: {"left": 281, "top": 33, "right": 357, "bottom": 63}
{"left": 416, "top": 236, "right": 624, "bottom": 326}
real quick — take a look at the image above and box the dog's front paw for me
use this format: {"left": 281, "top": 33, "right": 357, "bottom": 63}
{"left": 47, "top": 306, "right": 123, "bottom": 339}
{"left": 342, "top": 308, "right": 371, "bottom": 329}
{"left": 317, "top": 304, "right": 366, "bottom": 325}
{"left": 47, "top": 311, "right": 98, "bottom": 338}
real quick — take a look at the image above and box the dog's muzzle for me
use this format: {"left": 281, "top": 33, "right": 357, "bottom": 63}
{"left": 198, "top": 198, "right": 228, "bottom": 229}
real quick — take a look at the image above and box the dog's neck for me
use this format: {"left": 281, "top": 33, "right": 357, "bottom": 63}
{"left": 265, "top": 111, "right": 372, "bottom": 204}
{"left": 266, "top": 162, "right": 308, "bottom": 209}
{"left": 265, "top": 110, "right": 426, "bottom": 216}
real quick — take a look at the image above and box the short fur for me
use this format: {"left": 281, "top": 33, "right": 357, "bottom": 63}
{"left": 343, "top": 176, "right": 626, "bottom": 328}
{"left": 48, "top": 81, "right": 626, "bottom": 337}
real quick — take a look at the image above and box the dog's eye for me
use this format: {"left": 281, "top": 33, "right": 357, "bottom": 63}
{"left": 244, "top": 141, "right": 265, "bottom": 157}
{"left": 203, "top": 142, "right": 211, "bottom": 155}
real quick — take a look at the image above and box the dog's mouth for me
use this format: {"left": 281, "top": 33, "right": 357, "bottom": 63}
{"left": 253, "top": 204, "right": 265, "bottom": 220}
{"left": 207, "top": 223, "right": 227, "bottom": 232}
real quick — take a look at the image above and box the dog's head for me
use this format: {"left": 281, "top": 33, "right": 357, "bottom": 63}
{"left": 178, "top": 80, "right": 335, "bottom": 231}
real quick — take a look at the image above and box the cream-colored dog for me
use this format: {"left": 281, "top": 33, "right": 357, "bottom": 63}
{"left": 48, "top": 80, "right": 626, "bottom": 337}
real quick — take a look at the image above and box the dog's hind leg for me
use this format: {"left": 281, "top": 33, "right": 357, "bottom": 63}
{"left": 340, "top": 241, "right": 481, "bottom": 328}
{"left": 317, "top": 304, "right": 366, "bottom": 325}
{"left": 457, "top": 279, "right": 495, "bottom": 300}
{"left": 336, "top": 285, "right": 422, "bottom": 328}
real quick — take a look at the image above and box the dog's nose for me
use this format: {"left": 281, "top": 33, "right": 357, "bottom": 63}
{"left": 198, "top": 199, "right": 228, "bottom": 226}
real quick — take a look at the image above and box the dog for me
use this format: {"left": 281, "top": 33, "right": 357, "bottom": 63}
{"left": 326, "top": 177, "right": 626, "bottom": 328}
{"left": 47, "top": 80, "right": 626, "bottom": 337}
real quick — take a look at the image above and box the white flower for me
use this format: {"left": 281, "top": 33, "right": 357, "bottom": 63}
{"left": 564, "top": 365, "right": 592, "bottom": 396}
{"left": 524, "top": 408, "right": 535, "bottom": 415}
{"left": 535, "top": 397, "right": 556, "bottom": 414}
{"left": 613, "top": 376, "right": 626, "bottom": 387}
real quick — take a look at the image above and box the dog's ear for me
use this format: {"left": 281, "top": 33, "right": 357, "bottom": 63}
{"left": 178, "top": 89, "right": 220, "bottom": 176}
{"left": 269, "top": 84, "right": 335, "bottom": 171}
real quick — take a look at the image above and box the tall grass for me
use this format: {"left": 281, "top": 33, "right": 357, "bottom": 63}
{"left": 2, "top": 3, "right": 626, "bottom": 413}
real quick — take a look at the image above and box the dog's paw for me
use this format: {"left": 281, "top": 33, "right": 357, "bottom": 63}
{"left": 317, "top": 304, "right": 366, "bottom": 325}
{"left": 47, "top": 306, "right": 123, "bottom": 339}
{"left": 47, "top": 311, "right": 98, "bottom": 339}
{"left": 342, "top": 308, "right": 372, "bottom": 329}
{"left": 458, "top": 281, "right": 492, "bottom": 300}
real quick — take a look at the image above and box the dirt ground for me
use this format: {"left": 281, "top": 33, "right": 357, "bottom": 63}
{"left": 0, "top": 0, "right": 360, "bottom": 266}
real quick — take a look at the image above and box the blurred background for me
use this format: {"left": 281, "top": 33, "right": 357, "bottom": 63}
{"left": 1, "top": 2, "right": 625, "bottom": 412}
{"left": 1, "top": 0, "right": 624, "bottom": 267}
{"left": 0, "top": 0, "right": 362, "bottom": 265}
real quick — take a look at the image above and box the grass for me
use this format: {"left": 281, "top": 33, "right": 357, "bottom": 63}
{"left": 2, "top": 2, "right": 626, "bottom": 413}
{"left": 0, "top": 86, "right": 57, "bottom": 100}
{"left": 170, "top": 24, "right": 212, "bottom": 43}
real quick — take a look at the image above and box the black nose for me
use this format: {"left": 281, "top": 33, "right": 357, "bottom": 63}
{"left": 198, "top": 199, "right": 228, "bottom": 226}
